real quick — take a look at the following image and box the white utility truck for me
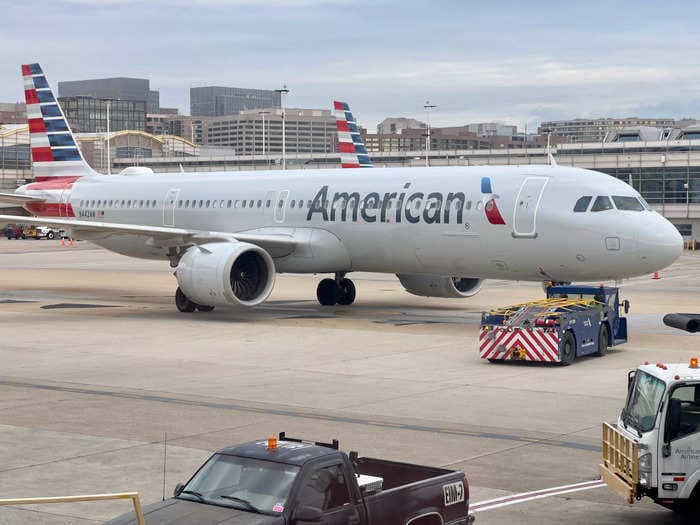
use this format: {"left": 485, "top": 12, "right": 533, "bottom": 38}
{"left": 600, "top": 357, "right": 700, "bottom": 513}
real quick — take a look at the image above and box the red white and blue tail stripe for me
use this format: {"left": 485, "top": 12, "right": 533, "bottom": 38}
{"left": 22, "top": 63, "right": 96, "bottom": 181}
{"left": 334, "top": 101, "right": 372, "bottom": 168}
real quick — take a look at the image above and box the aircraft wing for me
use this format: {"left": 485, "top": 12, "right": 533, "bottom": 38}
{"left": 0, "top": 192, "right": 46, "bottom": 205}
{"left": 0, "top": 214, "right": 296, "bottom": 257}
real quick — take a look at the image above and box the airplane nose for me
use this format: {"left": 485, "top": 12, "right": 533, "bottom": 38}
{"left": 638, "top": 215, "right": 683, "bottom": 272}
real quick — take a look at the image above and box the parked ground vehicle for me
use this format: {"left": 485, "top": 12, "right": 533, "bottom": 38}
{"left": 479, "top": 285, "right": 628, "bottom": 365}
{"left": 24, "top": 225, "right": 59, "bottom": 240}
{"left": 5, "top": 225, "right": 25, "bottom": 239}
{"left": 105, "top": 432, "right": 474, "bottom": 525}
{"left": 600, "top": 357, "right": 700, "bottom": 514}
{"left": 600, "top": 314, "right": 700, "bottom": 514}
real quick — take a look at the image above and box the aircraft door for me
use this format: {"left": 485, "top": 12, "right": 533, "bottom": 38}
{"left": 274, "top": 190, "right": 289, "bottom": 223}
{"left": 512, "top": 177, "right": 548, "bottom": 238}
{"left": 59, "top": 190, "right": 70, "bottom": 217}
{"left": 163, "top": 188, "right": 179, "bottom": 226}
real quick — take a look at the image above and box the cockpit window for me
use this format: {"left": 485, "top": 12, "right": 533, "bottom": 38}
{"left": 612, "top": 196, "right": 645, "bottom": 211}
{"left": 573, "top": 196, "right": 592, "bottom": 212}
{"left": 591, "top": 196, "right": 614, "bottom": 212}
{"left": 637, "top": 196, "right": 652, "bottom": 211}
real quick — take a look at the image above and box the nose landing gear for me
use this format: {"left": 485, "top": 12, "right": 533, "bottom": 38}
{"left": 316, "top": 273, "right": 356, "bottom": 306}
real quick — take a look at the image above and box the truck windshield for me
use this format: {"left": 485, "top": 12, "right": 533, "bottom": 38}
{"left": 623, "top": 371, "right": 666, "bottom": 433}
{"left": 179, "top": 454, "right": 299, "bottom": 514}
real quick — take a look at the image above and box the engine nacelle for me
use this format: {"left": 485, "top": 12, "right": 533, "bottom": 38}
{"left": 396, "top": 274, "right": 483, "bottom": 298}
{"left": 176, "top": 242, "right": 275, "bottom": 307}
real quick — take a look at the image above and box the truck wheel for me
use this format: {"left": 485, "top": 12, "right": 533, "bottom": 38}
{"left": 559, "top": 331, "right": 576, "bottom": 366}
{"left": 596, "top": 323, "right": 609, "bottom": 356}
{"left": 47, "top": 231, "right": 55, "bottom": 240}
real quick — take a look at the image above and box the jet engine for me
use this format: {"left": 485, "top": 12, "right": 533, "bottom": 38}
{"left": 396, "top": 274, "right": 483, "bottom": 298}
{"left": 176, "top": 242, "right": 275, "bottom": 307}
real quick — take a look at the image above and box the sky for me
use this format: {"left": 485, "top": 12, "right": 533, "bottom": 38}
{"left": 1, "top": 0, "right": 699, "bottom": 131}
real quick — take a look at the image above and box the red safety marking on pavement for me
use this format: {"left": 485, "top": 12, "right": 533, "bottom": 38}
{"left": 471, "top": 479, "right": 607, "bottom": 513}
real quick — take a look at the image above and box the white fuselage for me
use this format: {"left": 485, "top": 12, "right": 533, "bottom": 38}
{"left": 21, "top": 164, "right": 683, "bottom": 281}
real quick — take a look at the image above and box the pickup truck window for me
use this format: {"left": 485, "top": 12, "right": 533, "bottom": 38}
{"left": 180, "top": 454, "right": 299, "bottom": 514}
{"left": 297, "top": 464, "right": 351, "bottom": 511}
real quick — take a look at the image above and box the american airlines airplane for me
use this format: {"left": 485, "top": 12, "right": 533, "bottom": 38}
{"left": 0, "top": 63, "right": 683, "bottom": 313}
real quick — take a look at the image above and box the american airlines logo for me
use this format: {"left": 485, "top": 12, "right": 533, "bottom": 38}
{"left": 306, "top": 183, "right": 470, "bottom": 224}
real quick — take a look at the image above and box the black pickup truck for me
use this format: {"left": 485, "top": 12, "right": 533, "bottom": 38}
{"left": 105, "top": 432, "right": 474, "bottom": 525}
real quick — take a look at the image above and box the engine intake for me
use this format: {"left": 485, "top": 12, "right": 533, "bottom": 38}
{"left": 176, "top": 242, "right": 275, "bottom": 307}
{"left": 397, "top": 274, "right": 483, "bottom": 298}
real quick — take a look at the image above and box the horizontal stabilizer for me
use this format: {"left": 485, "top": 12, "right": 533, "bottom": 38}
{"left": 0, "top": 192, "right": 46, "bottom": 205}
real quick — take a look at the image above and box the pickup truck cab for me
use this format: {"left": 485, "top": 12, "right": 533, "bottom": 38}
{"left": 105, "top": 432, "right": 473, "bottom": 525}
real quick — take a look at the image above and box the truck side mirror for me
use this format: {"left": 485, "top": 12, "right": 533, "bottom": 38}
{"left": 173, "top": 483, "right": 185, "bottom": 497}
{"left": 665, "top": 398, "right": 682, "bottom": 444}
{"left": 623, "top": 300, "right": 630, "bottom": 314}
{"left": 294, "top": 505, "right": 323, "bottom": 523}
{"left": 627, "top": 370, "right": 636, "bottom": 392}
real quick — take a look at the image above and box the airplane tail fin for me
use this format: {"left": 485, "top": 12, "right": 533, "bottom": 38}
{"left": 22, "top": 63, "right": 97, "bottom": 181}
{"left": 334, "top": 101, "right": 372, "bottom": 168}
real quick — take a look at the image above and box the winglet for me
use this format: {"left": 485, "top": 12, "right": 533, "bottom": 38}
{"left": 21, "top": 63, "right": 97, "bottom": 180}
{"left": 334, "top": 101, "right": 372, "bottom": 168}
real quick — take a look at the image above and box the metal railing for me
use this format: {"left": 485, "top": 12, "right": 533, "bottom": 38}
{"left": 0, "top": 492, "right": 145, "bottom": 525}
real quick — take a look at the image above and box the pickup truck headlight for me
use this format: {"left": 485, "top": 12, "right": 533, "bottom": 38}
{"left": 638, "top": 452, "right": 652, "bottom": 486}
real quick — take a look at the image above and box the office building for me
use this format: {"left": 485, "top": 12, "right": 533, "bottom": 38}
{"left": 58, "top": 77, "right": 159, "bottom": 113}
{"left": 59, "top": 97, "right": 146, "bottom": 133}
{"left": 538, "top": 117, "right": 682, "bottom": 143}
{"left": 190, "top": 86, "right": 281, "bottom": 117}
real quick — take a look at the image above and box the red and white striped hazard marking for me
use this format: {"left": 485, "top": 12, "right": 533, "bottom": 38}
{"left": 479, "top": 327, "right": 560, "bottom": 362}
{"left": 471, "top": 479, "right": 607, "bottom": 513}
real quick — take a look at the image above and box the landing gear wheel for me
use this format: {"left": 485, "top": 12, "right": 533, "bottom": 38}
{"left": 559, "top": 331, "right": 576, "bottom": 366}
{"left": 596, "top": 323, "right": 609, "bottom": 356}
{"left": 317, "top": 278, "right": 339, "bottom": 306}
{"left": 196, "top": 304, "right": 215, "bottom": 312}
{"left": 175, "top": 287, "right": 196, "bottom": 313}
{"left": 337, "top": 278, "right": 356, "bottom": 305}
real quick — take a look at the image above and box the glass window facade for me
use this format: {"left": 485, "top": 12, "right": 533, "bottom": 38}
{"left": 58, "top": 97, "right": 146, "bottom": 133}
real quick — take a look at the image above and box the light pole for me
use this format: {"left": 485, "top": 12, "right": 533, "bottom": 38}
{"left": 259, "top": 110, "right": 269, "bottom": 168}
{"left": 424, "top": 100, "right": 436, "bottom": 167}
{"left": 106, "top": 100, "right": 111, "bottom": 175}
{"left": 275, "top": 86, "right": 289, "bottom": 170}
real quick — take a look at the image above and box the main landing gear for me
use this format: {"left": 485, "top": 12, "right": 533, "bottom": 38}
{"left": 175, "top": 287, "right": 215, "bottom": 313}
{"left": 316, "top": 273, "right": 356, "bottom": 306}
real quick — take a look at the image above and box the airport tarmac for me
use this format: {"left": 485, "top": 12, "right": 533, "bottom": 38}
{"left": 0, "top": 239, "right": 699, "bottom": 524}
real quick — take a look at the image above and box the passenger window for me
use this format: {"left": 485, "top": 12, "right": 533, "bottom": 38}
{"left": 573, "top": 196, "right": 592, "bottom": 212}
{"left": 220, "top": 200, "right": 225, "bottom": 208}
{"left": 266, "top": 200, "right": 271, "bottom": 208}
{"left": 177, "top": 200, "right": 181, "bottom": 208}
{"left": 205, "top": 200, "right": 210, "bottom": 208}
{"left": 257, "top": 200, "right": 262, "bottom": 208}
{"left": 297, "top": 464, "right": 350, "bottom": 511}
{"left": 591, "top": 196, "right": 613, "bottom": 212}
{"left": 249, "top": 200, "right": 254, "bottom": 208}
{"left": 290, "top": 200, "right": 296, "bottom": 208}
{"left": 227, "top": 200, "right": 232, "bottom": 208}
{"left": 298, "top": 200, "right": 304, "bottom": 209}
{"left": 184, "top": 200, "right": 189, "bottom": 208}
{"left": 666, "top": 385, "right": 700, "bottom": 442}
{"left": 612, "top": 196, "right": 644, "bottom": 211}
